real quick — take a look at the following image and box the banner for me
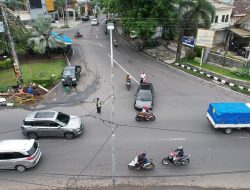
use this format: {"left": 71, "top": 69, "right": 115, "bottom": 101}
{"left": 182, "top": 36, "right": 195, "bottom": 47}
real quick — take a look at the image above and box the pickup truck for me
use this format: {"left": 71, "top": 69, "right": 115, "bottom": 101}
{"left": 207, "top": 102, "right": 250, "bottom": 134}
{"left": 61, "top": 65, "right": 81, "bottom": 86}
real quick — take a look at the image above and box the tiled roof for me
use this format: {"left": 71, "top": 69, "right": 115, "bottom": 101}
{"left": 233, "top": 0, "right": 250, "bottom": 15}
{"left": 208, "top": 0, "right": 234, "bottom": 9}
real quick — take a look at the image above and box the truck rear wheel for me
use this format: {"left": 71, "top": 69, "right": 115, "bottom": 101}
{"left": 223, "top": 128, "right": 232, "bottom": 134}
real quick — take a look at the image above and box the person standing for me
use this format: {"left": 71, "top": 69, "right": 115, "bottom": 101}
{"left": 140, "top": 72, "right": 146, "bottom": 83}
{"left": 96, "top": 98, "right": 102, "bottom": 113}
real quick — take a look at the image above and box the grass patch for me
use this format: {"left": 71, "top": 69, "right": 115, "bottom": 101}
{"left": 179, "top": 59, "right": 250, "bottom": 82}
{"left": 231, "top": 86, "right": 250, "bottom": 95}
{"left": 0, "top": 59, "right": 65, "bottom": 92}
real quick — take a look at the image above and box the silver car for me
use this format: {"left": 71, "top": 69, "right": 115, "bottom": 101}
{"left": 134, "top": 83, "right": 154, "bottom": 110}
{"left": 21, "top": 111, "right": 84, "bottom": 139}
{"left": 0, "top": 139, "right": 42, "bottom": 172}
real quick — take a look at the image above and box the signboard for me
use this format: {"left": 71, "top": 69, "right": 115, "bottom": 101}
{"left": 46, "top": 0, "right": 54, "bottom": 12}
{"left": 196, "top": 29, "right": 215, "bottom": 48}
{"left": 182, "top": 36, "right": 195, "bottom": 47}
{"left": 0, "top": 22, "right": 4, "bottom": 33}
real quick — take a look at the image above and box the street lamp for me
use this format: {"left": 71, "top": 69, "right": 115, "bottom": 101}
{"left": 107, "top": 22, "right": 115, "bottom": 190}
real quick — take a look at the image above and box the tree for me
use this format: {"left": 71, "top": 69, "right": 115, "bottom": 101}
{"left": 101, "top": 0, "right": 178, "bottom": 43}
{"left": 54, "top": 0, "right": 65, "bottom": 25}
{"left": 27, "top": 17, "right": 65, "bottom": 58}
{"left": 175, "top": 0, "right": 215, "bottom": 61}
{"left": 5, "top": 0, "right": 25, "bottom": 11}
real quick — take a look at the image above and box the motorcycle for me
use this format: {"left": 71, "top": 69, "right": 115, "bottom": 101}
{"left": 162, "top": 150, "right": 190, "bottom": 166}
{"left": 126, "top": 79, "right": 131, "bottom": 90}
{"left": 128, "top": 156, "right": 155, "bottom": 170}
{"left": 135, "top": 112, "right": 155, "bottom": 121}
{"left": 74, "top": 34, "right": 83, "bottom": 38}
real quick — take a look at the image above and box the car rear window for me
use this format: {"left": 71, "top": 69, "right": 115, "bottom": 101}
{"left": 27, "top": 142, "right": 38, "bottom": 156}
{"left": 137, "top": 90, "right": 152, "bottom": 101}
{"left": 56, "top": 112, "right": 70, "bottom": 125}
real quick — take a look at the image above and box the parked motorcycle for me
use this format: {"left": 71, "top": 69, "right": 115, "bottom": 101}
{"left": 135, "top": 112, "right": 155, "bottom": 121}
{"left": 162, "top": 150, "right": 190, "bottom": 166}
{"left": 126, "top": 79, "right": 131, "bottom": 90}
{"left": 128, "top": 156, "right": 155, "bottom": 170}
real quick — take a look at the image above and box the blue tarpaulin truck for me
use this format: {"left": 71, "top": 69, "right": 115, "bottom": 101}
{"left": 207, "top": 102, "right": 250, "bottom": 134}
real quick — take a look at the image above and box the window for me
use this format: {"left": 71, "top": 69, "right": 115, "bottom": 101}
{"left": 13, "top": 152, "right": 26, "bottom": 159}
{"left": 32, "top": 121, "right": 48, "bottom": 126}
{"left": 214, "top": 16, "right": 218, "bottom": 23}
{"left": 225, "top": 15, "right": 229, "bottom": 22}
{"left": 221, "top": 15, "right": 225, "bottom": 22}
{"left": 47, "top": 121, "right": 59, "bottom": 127}
{"left": 0, "top": 153, "right": 15, "bottom": 160}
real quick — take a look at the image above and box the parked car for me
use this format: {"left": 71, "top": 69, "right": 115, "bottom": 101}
{"left": 81, "top": 15, "right": 89, "bottom": 21}
{"left": 91, "top": 18, "right": 99, "bottom": 26}
{"left": 22, "top": 111, "right": 84, "bottom": 139}
{"left": 134, "top": 83, "right": 154, "bottom": 110}
{"left": 0, "top": 139, "right": 42, "bottom": 172}
{"left": 61, "top": 65, "right": 81, "bottom": 86}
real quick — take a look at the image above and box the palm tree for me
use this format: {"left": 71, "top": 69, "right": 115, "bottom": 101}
{"left": 28, "top": 17, "right": 65, "bottom": 58}
{"left": 176, "top": 0, "right": 215, "bottom": 61}
{"left": 182, "top": 0, "right": 215, "bottom": 36}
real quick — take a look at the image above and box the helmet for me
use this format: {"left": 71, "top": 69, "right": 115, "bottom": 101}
{"left": 143, "top": 105, "right": 148, "bottom": 109}
{"left": 140, "top": 151, "right": 146, "bottom": 157}
{"left": 177, "top": 146, "right": 183, "bottom": 151}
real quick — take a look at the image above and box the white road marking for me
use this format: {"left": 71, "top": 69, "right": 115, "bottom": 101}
{"left": 109, "top": 55, "right": 139, "bottom": 84}
{"left": 96, "top": 35, "right": 98, "bottom": 38}
{"left": 159, "top": 138, "right": 187, "bottom": 141}
{"left": 237, "top": 136, "right": 250, "bottom": 139}
{"left": 99, "top": 43, "right": 103, "bottom": 47}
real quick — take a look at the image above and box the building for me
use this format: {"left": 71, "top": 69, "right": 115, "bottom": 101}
{"left": 231, "top": 0, "right": 250, "bottom": 24}
{"left": 209, "top": 0, "right": 234, "bottom": 45}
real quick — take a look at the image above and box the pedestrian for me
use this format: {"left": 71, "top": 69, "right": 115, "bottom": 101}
{"left": 140, "top": 72, "right": 146, "bottom": 83}
{"left": 96, "top": 98, "right": 102, "bottom": 113}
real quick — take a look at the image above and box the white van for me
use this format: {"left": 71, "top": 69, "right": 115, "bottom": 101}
{"left": 0, "top": 139, "right": 42, "bottom": 172}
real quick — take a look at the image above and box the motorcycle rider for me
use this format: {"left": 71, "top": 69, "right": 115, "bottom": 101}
{"left": 76, "top": 29, "right": 81, "bottom": 37}
{"left": 113, "top": 39, "right": 117, "bottom": 47}
{"left": 137, "top": 151, "right": 148, "bottom": 169}
{"left": 173, "top": 146, "right": 184, "bottom": 163}
{"left": 126, "top": 74, "right": 131, "bottom": 82}
{"left": 141, "top": 105, "right": 150, "bottom": 120}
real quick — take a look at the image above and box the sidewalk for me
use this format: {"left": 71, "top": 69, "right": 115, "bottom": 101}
{"left": 51, "top": 19, "right": 82, "bottom": 30}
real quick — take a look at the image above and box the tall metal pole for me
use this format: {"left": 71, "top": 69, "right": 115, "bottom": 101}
{"left": 1, "top": 4, "right": 23, "bottom": 82}
{"left": 64, "top": 0, "right": 68, "bottom": 27}
{"left": 108, "top": 23, "right": 115, "bottom": 190}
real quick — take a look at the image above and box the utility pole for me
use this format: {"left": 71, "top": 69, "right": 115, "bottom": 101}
{"left": 107, "top": 22, "right": 115, "bottom": 190}
{"left": 64, "top": 0, "right": 68, "bottom": 27}
{"left": 0, "top": 1, "right": 23, "bottom": 82}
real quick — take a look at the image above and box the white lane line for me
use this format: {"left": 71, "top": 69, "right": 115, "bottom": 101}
{"left": 109, "top": 55, "right": 139, "bottom": 84}
{"left": 99, "top": 43, "right": 103, "bottom": 47}
{"left": 159, "top": 138, "right": 187, "bottom": 141}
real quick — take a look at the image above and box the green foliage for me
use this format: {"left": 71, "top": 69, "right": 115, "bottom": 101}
{"left": 232, "top": 66, "right": 250, "bottom": 77}
{"left": 182, "top": 0, "right": 215, "bottom": 36}
{"left": 32, "top": 72, "right": 57, "bottom": 88}
{"left": 186, "top": 49, "right": 196, "bottom": 60}
{"left": 0, "top": 59, "right": 13, "bottom": 69}
{"left": 5, "top": 0, "right": 25, "bottom": 11}
{"left": 194, "top": 46, "right": 202, "bottom": 57}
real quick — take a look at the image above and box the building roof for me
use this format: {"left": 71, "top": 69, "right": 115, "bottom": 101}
{"left": 233, "top": 0, "right": 250, "bottom": 15}
{"left": 208, "top": 0, "right": 234, "bottom": 10}
{"left": 235, "top": 12, "right": 250, "bottom": 25}
{"left": 230, "top": 28, "right": 250, "bottom": 38}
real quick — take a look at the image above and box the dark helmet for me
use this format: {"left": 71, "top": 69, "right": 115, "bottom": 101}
{"left": 140, "top": 151, "right": 146, "bottom": 157}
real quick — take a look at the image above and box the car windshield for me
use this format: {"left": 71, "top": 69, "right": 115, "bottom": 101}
{"left": 56, "top": 112, "right": 70, "bottom": 125}
{"left": 27, "top": 142, "right": 38, "bottom": 156}
{"left": 137, "top": 90, "right": 152, "bottom": 101}
{"left": 63, "top": 69, "right": 75, "bottom": 77}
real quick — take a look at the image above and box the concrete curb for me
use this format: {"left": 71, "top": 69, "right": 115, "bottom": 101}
{"left": 174, "top": 62, "right": 250, "bottom": 92}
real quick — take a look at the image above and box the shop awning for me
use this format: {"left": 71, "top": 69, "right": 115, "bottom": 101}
{"left": 230, "top": 28, "right": 250, "bottom": 38}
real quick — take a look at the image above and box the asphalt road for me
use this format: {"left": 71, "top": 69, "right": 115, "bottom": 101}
{"left": 0, "top": 16, "right": 250, "bottom": 190}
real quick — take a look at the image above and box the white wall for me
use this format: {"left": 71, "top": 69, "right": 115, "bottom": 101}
{"left": 211, "top": 8, "right": 233, "bottom": 30}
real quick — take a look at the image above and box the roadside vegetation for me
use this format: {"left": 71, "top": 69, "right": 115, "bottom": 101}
{"left": 179, "top": 58, "right": 250, "bottom": 82}
{"left": 0, "top": 59, "right": 65, "bottom": 92}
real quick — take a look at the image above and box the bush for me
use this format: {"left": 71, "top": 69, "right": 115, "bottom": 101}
{"left": 186, "top": 49, "right": 197, "bottom": 60}
{"left": 194, "top": 46, "right": 202, "bottom": 57}
{"left": 0, "top": 59, "right": 13, "bottom": 69}
{"left": 32, "top": 72, "right": 57, "bottom": 88}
